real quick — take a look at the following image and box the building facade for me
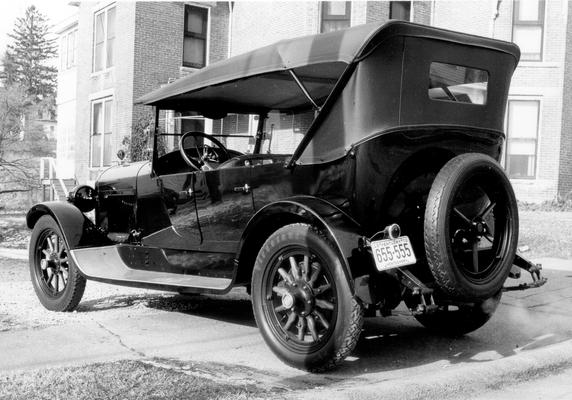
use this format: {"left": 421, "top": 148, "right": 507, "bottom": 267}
{"left": 431, "top": 0, "right": 570, "bottom": 202}
{"left": 57, "top": 1, "right": 230, "bottom": 184}
{"left": 55, "top": 1, "right": 572, "bottom": 202}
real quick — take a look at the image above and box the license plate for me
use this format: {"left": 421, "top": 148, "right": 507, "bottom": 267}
{"left": 370, "top": 236, "right": 416, "bottom": 271}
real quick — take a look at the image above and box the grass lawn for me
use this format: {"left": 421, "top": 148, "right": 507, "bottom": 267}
{"left": 0, "top": 360, "right": 272, "bottom": 400}
{"left": 519, "top": 211, "right": 572, "bottom": 259}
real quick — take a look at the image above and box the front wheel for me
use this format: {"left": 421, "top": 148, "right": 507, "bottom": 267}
{"left": 251, "top": 223, "right": 363, "bottom": 372}
{"left": 29, "top": 215, "right": 86, "bottom": 311}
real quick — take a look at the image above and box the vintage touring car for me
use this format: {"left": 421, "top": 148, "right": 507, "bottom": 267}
{"left": 28, "top": 21, "right": 545, "bottom": 371}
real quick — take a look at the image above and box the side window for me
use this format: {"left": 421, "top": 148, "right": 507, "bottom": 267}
{"left": 183, "top": 5, "right": 208, "bottom": 68}
{"left": 60, "top": 29, "right": 77, "bottom": 70}
{"left": 93, "top": 6, "right": 115, "bottom": 72}
{"left": 90, "top": 98, "right": 113, "bottom": 168}
{"left": 512, "top": 0, "right": 545, "bottom": 61}
{"left": 505, "top": 100, "right": 539, "bottom": 179}
{"left": 428, "top": 62, "right": 489, "bottom": 105}
{"left": 389, "top": 1, "right": 412, "bottom": 21}
{"left": 320, "top": 2, "right": 351, "bottom": 33}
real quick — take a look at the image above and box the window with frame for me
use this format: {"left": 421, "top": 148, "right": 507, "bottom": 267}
{"left": 505, "top": 99, "right": 539, "bottom": 179}
{"left": 389, "top": 1, "right": 412, "bottom": 21}
{"left": 183, "top": 5, "right": 208, "bottom": 68}
{"left": 428, "top": 62, "right": 489, "bottom": 105}
{"left": 90, "top": 98, "right": 113, "bottom": 168}
{"left": 512, "top": 0, "right": 545, "bottom": 61}
{"left": 60, "top": 29, "right": 77, "bottom": 70}
{"left": 320, "top": 2, "right": 351, "bottom": 33}
{"left": 93, "top": 5, "right": 116, "bottom": 72}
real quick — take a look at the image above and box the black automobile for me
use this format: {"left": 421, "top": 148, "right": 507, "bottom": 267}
{"left": 27, "top": 21, "right": 545, "bottom": 371}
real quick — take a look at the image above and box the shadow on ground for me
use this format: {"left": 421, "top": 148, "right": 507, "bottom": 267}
{"left": 70, "top": 272, "right": 572, "bottom": 386}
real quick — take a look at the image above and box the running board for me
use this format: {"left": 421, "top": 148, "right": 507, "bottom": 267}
{"left": 70, "top": 245, "right": 233, "bottom": 294}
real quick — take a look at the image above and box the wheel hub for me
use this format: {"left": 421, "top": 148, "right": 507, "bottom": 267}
{"left": 284, "top": 280, "right": 315, "bottom": 317}
{"left": 472, "top": 220, "right": 485, "bottom": 235}
{"left": 281, "top": 292, "right": 294, "bottom": 309}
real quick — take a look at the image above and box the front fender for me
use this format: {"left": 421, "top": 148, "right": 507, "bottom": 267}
{"left": 237, "top": 196, "right": 365, "bottom": 293}
{"left": 27, "top": 201, "right": 106, "bottom": 249}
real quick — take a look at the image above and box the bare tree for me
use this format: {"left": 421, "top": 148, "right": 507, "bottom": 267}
{"left": 0, "top": 85, "right": 38, "bottom": 195}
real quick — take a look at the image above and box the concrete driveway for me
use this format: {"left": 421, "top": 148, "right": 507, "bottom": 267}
{"left": 1, "top": 254, "right": 571, "bottom": 399}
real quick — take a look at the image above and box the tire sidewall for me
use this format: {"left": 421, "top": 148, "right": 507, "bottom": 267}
{"left": 251, "top": 224, "right": 356, "bottom": 371}
{"left": 425, "top": 154, "right": 518, "bottom": 300}
{"left": 29, "top": 215, "right": 85, "bottom": 311}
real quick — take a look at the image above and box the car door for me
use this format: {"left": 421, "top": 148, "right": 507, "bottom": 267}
{"left": 139, "top": 171, "right": 202, "bottom": 250}
{"left": 193, "top": 164, "right": 254, "bottom": 253}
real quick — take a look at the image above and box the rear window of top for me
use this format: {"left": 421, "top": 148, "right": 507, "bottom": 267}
{"left": 428, "top": 62, "right": 488, "bottom": 105}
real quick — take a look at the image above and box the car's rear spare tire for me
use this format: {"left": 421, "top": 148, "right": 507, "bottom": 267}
{"left": 424, "top": 153, "right": 518, "bottom": 300}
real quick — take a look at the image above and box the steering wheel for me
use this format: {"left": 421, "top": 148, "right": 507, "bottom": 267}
{"left": 179, "top": 131, "right": 231, "bottom": 170}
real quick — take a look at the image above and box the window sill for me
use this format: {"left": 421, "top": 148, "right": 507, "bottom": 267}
{"left": 509, "top": 177, "right": 536, "bottom": 182}
{"left": 180, "top": 65, "right": 205, "bottom": 75}
{"left": 518, "top": 61, "right": 560, "bottom": 68}
{"left": 90, "top": 67, "right": 114, "bottom": 78}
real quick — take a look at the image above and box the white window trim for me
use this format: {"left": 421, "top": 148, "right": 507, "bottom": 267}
{"left": 89, "top": 96, "right": 114, "bottom": 169}
{"left": 182, "top": 3, "right": 211, "bottom": 70}
{"left": 60, "top": 28, "right": 78, "bottom": 71}
{"left": 511, "top": 0, "right": 547, "bottom": 62}
{"left": 92, "top": 3, "right": 116, "bottom": 75}
{"left": 318, "top": 1, "right": 353, "bottom": 33}
{"left": 503, "top": 95, "right": 543, "bottom": 180}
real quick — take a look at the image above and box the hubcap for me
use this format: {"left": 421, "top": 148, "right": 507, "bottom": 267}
{"left": 281, "top": 292, "right": 294, "bottom": 309}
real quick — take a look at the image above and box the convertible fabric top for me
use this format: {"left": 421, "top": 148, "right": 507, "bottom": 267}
{"left": 136, "top": 22, "right": 381, "bottom": 112}
{"left": 136, "top": 21, "right": 519, "bottom": 113}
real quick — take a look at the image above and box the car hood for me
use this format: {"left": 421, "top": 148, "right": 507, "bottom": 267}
{"left": 96, "top": 161, "right": 150, "bottom": 196}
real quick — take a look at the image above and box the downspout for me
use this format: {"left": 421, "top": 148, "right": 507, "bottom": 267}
{"left": 228, "top": 2, "right": 234, "bottom": 58}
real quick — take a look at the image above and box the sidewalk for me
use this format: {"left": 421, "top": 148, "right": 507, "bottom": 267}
{"left": 535, "top": 257, "right": 572, "bottom": 271}
{"left": 0, "top": 248, "right": 27, "bottom": 260}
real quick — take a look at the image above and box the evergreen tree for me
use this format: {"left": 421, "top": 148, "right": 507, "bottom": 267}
{"left": 0, "top": 51, "right": 19, "bottom": 87}
{"left": 5, "top": 5, "right": 57, "bottom": 101}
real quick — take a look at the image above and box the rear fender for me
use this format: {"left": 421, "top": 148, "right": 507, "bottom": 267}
{"left": 26, "top": 201, "right": 106, "bottom": 249}
{"left": 236, "top": 196, "right": 366, "bottom": 295}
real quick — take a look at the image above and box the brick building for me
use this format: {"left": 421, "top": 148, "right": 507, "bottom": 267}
{"left": 430, "top": 0, "right": 571, "bottom": 201}
{"left": 55, "top": 1, "right": 572, "bottom": 201}
{"left": 56, "top": 1, "right": 230, "bottom": 183}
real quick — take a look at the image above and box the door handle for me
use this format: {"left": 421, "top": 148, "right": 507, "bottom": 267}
{"left": 178, "top": 188, "right": 194, "bottom": 199}
{"left": 233, "top": 183, "right": 251, "bottom": 194}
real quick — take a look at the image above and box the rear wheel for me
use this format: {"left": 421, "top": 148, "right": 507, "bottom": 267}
{"left": 29, "top": 215, "right": 86, "bottom": 311}
{"left": 251, "top": 223, "right": 363, "bottom": 372}
{"left": 424, "top": 154, "right": 518, "bottom": 300}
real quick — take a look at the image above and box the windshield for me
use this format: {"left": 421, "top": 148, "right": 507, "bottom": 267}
{"left": 153, "top": 109, "right": 315, "bottom": 175}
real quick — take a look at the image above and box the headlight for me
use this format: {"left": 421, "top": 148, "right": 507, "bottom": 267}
{"left": 68, "top": 185, "right": 97, "bottom": 212}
